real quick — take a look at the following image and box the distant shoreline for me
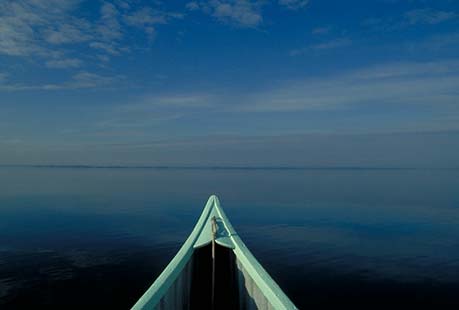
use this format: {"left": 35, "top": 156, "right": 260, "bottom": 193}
{"left": 0, "top": 164, "right": 457, "bottom": 171}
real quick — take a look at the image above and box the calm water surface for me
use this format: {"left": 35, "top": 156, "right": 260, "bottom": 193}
{"left": 1, "top": 167, "right": 459, "bottom": 309}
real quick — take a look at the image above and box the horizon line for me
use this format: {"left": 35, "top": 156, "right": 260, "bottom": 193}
{"left": 0, "top": 164, "right": 457, "bottom": 171}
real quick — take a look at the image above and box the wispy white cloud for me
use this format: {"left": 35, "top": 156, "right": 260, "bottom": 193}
{"left": 115, "top": 0, "right": 130, "bottom": 10}
{"left": 312, "top": 26, "right": 331, "bottom": 35}
{"left": 290, "top": 38, "right": 352, "bottom": 56}
{"left": 96, "top": 54, "right": 111, "bottom": 63}
{"left": 124, "top": 7, "right": 183, "bottom": 40}
{"left": 43, "top": 20, "right": 92, "bottom": 45}
{"left": 0, "top": 0, "right": 99, "bottom": 59}
{"left": 94, "top": 114, "right": 183, "bottom": 130}
{"left": 87, "top": 93, "right": 213, "bottom": 132}
{"left": 0, "top": 71, "right": 124, "bottom": 91}
{"left": 278, "top": 0, "right": 309, "bottom": 10}
{"left": 363, "top": 8, "right": 458, "bottom": 32}
{"left": 0, "top": 0, "right": 188, "bottom": 92}
{"left": 68, "top": 71, "right": 124, "bottom": 89}
{"left": 406, "top": 32, "right": 459, "bottom": 51}
{"left": 186, "top": 1, "right": 263, "bottom": 27}
{"left": 112, "top": 60, "right": 455, "bottom": 114}
{"left": 84, "top": 59, "right": 459, "bottom": 115}
{"left": 124, "top": 7, "right": 171, "bottom": 26}
{"left": 89, "top": 42, "right": 125, "bottom": 56}
{"left": 89, "top": 94, "right": 214, "bottom": 131}
{"left": 186, "top": 2, "right": 200, "bottom": 11}
{"left": 97, "top": 1, "right": 123, "bottom": 42}
{"left": 405, "top": 8, "right": 457, "bottom": 25}
{"left": 0, "top": 0, "right": 181, "bottom": 68}
{"left": 186, "top": 0, "right": 310, "bottom": 24}
{"left": 346, "top": 59, "right": 459, "bottom": 80}
{"left": 124, "top": 94, "right": 215, "bottom": 110}
{"left": 311, "top": 38, "right": 352, "bottom": 50}
{"left": 243, "top": 59, "right": 459, "bottom": 111}
{"left": 45, "top": 58, "right": 83, "bottom": 69}
{"left": 288, "top": 48, "right": 304, "bottom": 56}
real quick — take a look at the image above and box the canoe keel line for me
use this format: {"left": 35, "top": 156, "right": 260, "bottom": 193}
{"left": 131, "top": 195, "right": 298, "bottom": 310}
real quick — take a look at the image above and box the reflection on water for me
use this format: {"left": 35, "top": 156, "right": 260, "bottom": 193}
{"left": 0, "top": 167, "right": 459, "bottom": 309}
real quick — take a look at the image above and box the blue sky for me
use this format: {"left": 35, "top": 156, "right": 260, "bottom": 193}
{"left": 1, "top": 0, "right": 459, "bottom": 166}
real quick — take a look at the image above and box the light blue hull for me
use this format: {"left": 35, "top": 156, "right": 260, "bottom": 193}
{"left": 132, "top": 195, "right": 298, "bottom": 310}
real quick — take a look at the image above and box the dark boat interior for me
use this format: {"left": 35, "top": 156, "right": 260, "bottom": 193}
{"left": 190, "top": 244, "right": 240, "bottom": 310}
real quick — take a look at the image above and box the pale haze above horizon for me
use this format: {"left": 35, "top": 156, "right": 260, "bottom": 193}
{"left": 1, "top": 0, "right": 459, "bottom": 167}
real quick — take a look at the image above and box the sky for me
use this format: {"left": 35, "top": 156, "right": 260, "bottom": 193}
{"left": 0, "top": 0, "right": 458, "bottom": 167}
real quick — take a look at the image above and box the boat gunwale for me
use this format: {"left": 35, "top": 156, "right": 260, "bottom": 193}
{"left": 131, "top": 195, "right": 298, "bottom": 310}
{"left": 212, "top": 196, "right": 298, "bottom": 310}
{"left": 131, "top": 196, "right": 216, "bottom": 309}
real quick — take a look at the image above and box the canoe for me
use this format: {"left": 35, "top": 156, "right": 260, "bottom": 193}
{"left": 131, "top": 195, "right": 298, "bottom": 310}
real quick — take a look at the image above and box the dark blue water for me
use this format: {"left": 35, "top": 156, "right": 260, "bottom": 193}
{"left": 1, "top": 167, "right": 459, "bottom": 309}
